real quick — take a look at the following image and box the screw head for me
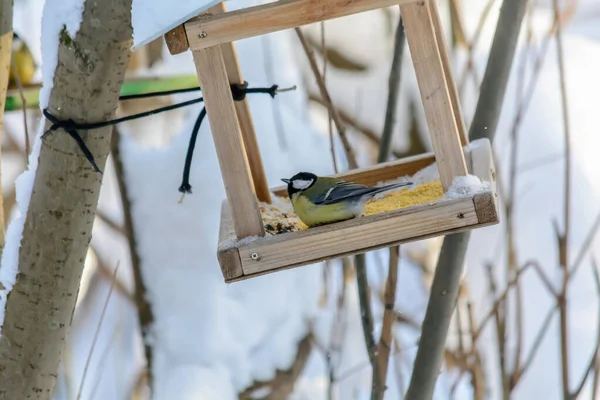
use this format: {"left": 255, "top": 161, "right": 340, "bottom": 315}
{"left": 251, "top": 252, "right": 260, "bottom": 261}
{"left": 199, "top": 31, "right": 208, "bottom": 38}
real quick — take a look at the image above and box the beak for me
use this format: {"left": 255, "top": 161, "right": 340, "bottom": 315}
{"left": 281, "top": 178, "right": 291, "bottom": 184}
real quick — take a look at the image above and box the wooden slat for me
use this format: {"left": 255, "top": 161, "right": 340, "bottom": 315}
{"left": 164, "top": 25, "right": 190, "bottom": 55}
{"left": 192, "top": 46, "right": 265, "bottom": 238}
{"left": 217, "top": 202, "right": 243, "bottom": 280}
{"left": 274, "top": 151, "right": 438, "bottom": 197}
{"left": 469, "top": 138, "right": 498, "bottom": 223}
{"left": 186, "top": 0, "right": 416, "bottom": 50}
{"left": 429, "top": 0, "right": 468, "bottom": 146}
{"left": 400, "top": 0, "right": 468, "bottom": 190}
{"left": 239, "top": 198, "right": 478, "bottom": 276}
{"left": 206, "top": 2, "right": 272, "bottom": 204}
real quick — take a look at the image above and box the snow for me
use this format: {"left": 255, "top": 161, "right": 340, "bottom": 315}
{"left": 0, "top": 133, "right": 41, "bottom": 336}
{"left": 118, "top": 11, "right": 334, "bottom": 397}
{"left": 0, "top": 0, "right": 85, "bottom": 335}
{"left": 132, "top": 0, "right": 221, "bottom": 50}
{"left": 443, "top": 175, "right": 490, "bottom": 200}
{"left": 39, "top": 0, "right": 85, "bottom": 108}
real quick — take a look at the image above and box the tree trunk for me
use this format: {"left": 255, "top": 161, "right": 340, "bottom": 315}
{"left": 0, "top": 0, "right": 12, "bottom": 257}
{"left": 0, "top": 0, "right": 133, "bottom": 398}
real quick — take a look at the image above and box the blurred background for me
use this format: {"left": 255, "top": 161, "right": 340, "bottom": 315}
{"left": 3, "top": 0, "right": 600, "bottom": 399}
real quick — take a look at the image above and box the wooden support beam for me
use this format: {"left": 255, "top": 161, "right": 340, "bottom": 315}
{"left": 206, "top": 2, "right": 272, "bottom": 203}
{"left": 164, "top": 25, "right": 189, "bottom": 55}
{"left": 429, "top": 0, "right": 468, "bottom": 146}
{"left": 192, "top": 45, "right": 265, "bottom": 239}
{"left": 186, "top": 0, "right": 416, "bottom": 50}
{"left": 400, "top": 0, "right": 467, "bottom": 190}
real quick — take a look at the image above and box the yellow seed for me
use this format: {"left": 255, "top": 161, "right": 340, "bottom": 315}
{"left": 364, "top": 180, "right": 444, "bottom": 216}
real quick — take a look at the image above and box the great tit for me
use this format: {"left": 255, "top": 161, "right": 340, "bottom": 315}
{"left": 9, "top": 32, "right": 37, "bottom": 87}
{"left": 281, "top": 172, "right": 413, "bottom": 227}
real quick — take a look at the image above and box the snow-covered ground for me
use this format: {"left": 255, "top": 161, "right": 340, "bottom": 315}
{"left": 2, "top": 0, "right": 600, "bottom": 399}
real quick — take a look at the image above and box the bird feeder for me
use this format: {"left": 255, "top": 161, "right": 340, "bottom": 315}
{"left": 163, "top": 0, "right": 500, "bottom": 282}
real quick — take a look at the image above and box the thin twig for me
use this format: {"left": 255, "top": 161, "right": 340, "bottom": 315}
{"left": 9, "top": 54, "right": 30, "bottom": 156}
{"left": 511, "top": 304, "right": 558, "bottom": 388}
{"left": 378, "top": 15, "right": 405, "bottom": 163}
{"left": 591, "top": 259, "right": 600, "bottom": 400}
{"left": 457, "top": 0, "right": 495, "bottom": 95}
{"left": 553, "top": 0, "right": 572, "bottom": 394}
{"left": 89, "top": 325, "right": 122, "bottom": 400}
{"left": 392, "top": 336, "right": 406, "bottom": 397}
{"left": 111, "top": 128, "right": 155, "bottom": 388}
{"left": 528, "top": 259, "right": 559, "bottom": 297}
{"left": 486, "top": 263, "right": 509, "bottom": 399}
{"left": 466, "top": 301, "right": 485, "bottom": 400}
{"left": 295, "top": 27, "right": 358, "bottom": 169}
{"left": 472, "top": 261, "right": 533, "bottom": 342}
{"left": 261, "top": 34, "right": 288, "bottom": 150}
{"left": 308, "top": 93, "right": 405, "bottom": 159}
{"left": 570, "top": 212, "right": 600, "bottom": 280}
{"left": 319, "top": 21, "right": 337, "bottom": 173}
{"left": 354, "top": 254, "right": 381, "bottom": 398}
{"left": 95, "top": 210, "right": 126, "bottom": 236}
{"left": 374, "top": 246, "right": 400, "bottom": 399}
{"left": 76, "top": 262, "right": 120, "bottom": 400}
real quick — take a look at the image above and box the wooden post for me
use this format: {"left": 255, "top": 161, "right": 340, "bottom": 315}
{"left": 166, "top": 8, "right": 272, "bottom": 204}
{"left": 210, "top": 2, "right": 272, "bottom": 204}
{"left": 400, "top": 0, "right": 468, "bottom": 190}
{"left": 192, "top": 45, "right": 265, "bottom": 239}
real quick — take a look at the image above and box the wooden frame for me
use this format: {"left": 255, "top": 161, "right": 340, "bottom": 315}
{"left": 161, "top": 0, "right": 501, "bottom": 282}
{"left": 219, "top": 138, "right": 498, "bottom": 282}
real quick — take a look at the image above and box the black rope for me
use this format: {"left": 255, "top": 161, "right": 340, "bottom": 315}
{"left": 119, "top": 86, "right": 200, "bottom": 101}
{"left": 41, "top": 82, "right": 284, "bottom": 193}
{"left": 178, "top": 106, "right": 206, "bottom": 194}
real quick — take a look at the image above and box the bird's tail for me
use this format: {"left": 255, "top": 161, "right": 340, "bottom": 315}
{"left": 368, "top": 181, "right": 413, "bottom": 198}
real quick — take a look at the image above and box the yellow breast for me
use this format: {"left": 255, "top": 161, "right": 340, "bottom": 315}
{"left": 9, "top": 49, "right": 36, "bottom": 86}
{"left": 291, "top": 194, "right": 361, "bottom": 227}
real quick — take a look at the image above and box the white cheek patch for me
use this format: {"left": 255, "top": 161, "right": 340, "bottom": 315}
{"left": 292, "top": 179, "right": 314, "bottom": 190}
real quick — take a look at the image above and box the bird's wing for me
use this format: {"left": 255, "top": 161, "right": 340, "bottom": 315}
{"left": 312, "top": 181, "right": 379, "bottom": 205}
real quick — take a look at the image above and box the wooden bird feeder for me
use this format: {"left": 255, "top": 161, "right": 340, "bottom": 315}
{"left": 162, "top": 0, "right": 500, "bottom": 282}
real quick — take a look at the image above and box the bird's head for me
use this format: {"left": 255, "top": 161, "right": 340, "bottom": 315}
{"left": 281, "top": 172, "right": 318, "bottom": 198}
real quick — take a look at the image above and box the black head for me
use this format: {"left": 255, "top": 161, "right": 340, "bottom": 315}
{"left": 281, "top": 172, "right": 318, "bottom": 198}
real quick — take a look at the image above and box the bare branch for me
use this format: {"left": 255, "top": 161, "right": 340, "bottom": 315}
{"left": 95, "top": 210, "right": 126, "bottom": 236}
{"left": 9, "top": 54, "right": 30, "bottom": 156}
{"left": 570, "top": 212, "right": 600, "bottom": 280}
{"left": 77, "top": 262, "right": 120, "bottom": 400}
{"left": 295, "top": 27, "right": 358, "bottom": 169}
{"left": 111, "top": 128, "right": 155, "bottom": 387}
{"left": 354, "top": 254, "right": 382, "bottom": 398}
{"left": 375, "top": 245, "right": 400, "bottom": 398}
{"left": 553, "top": 0, "right": 573, "bottom": 393}
{"left": 239, "top": 335, "right": 312, "bottom": 400}
{"left": 511, "top": 304, "right": 558, "bottom": 388}
{"left": 569, "top": 259, "right": 600, "bottom": 400}
{"left": 378, "top": 15, "right": 405, "bottom": 163}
